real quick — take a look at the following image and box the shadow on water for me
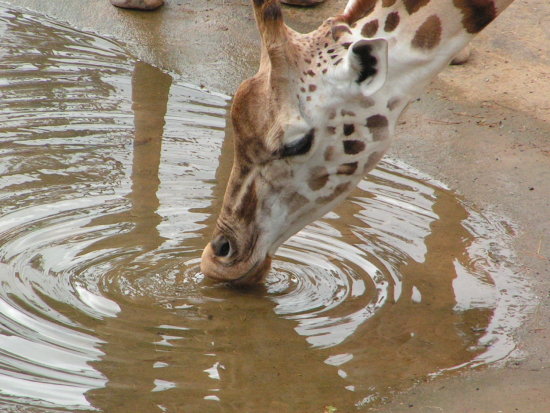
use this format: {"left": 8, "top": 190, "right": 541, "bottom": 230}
{"left": 0, "top": 5, "right": 531, "bottom": 413}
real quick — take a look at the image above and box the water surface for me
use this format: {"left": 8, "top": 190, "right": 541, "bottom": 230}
{"left": 0, "top": 7, "right": 530, "bottom": 412}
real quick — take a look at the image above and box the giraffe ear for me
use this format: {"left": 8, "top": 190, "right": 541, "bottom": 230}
{"left": 347, "top": 38, "right": 388, "bottom": 95}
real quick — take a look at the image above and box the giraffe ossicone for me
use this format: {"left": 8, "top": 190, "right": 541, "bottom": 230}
{"left": 200, "top": 0, "right": 515, "bottom": 283}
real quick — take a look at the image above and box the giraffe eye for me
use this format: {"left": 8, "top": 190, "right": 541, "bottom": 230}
{"left": 281, "top": 129, "right": 315, "bottom": 158}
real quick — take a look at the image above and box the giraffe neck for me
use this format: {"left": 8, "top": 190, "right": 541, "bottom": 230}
{"left": 336, "top": 0, "right": 515, "bottom": 106}
{"left": 343, "top": 0, "right": 515, "bottom": 30}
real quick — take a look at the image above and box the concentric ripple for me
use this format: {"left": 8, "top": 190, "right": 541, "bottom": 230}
{"left": 0, "top": 6, "right": 531, "bottom": 413}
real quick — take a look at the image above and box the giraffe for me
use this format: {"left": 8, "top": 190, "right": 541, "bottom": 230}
{"left": 200, "top": 0, "right": 516, "bottom": 283}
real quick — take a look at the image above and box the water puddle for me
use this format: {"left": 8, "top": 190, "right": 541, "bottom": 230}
{"left": 0, "top": 6, "right": 530, "bottom": 412}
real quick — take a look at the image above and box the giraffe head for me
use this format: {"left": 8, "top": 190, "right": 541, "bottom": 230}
{"left": 200, "top": 0, "right": 394, "bottom": 283}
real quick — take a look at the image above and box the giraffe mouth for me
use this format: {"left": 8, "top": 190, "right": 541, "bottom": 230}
{"left": 200, "top": 241, "right": 273, "bottom": 284}
{"left": 230, "top": 255, "right": 273, "bottom": 285}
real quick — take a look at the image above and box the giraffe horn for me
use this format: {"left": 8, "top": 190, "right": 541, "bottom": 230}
{"left": 252, "top": 0, "right": 290, "bottom": 71}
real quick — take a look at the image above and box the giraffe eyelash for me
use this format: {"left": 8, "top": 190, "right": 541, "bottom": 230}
{"left": 280, "top": 128, "right": 315, "bottom": 158}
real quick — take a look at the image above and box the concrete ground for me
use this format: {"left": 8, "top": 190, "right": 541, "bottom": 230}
{"left": 1, "top": 0, "right": 548, "bottom": 411}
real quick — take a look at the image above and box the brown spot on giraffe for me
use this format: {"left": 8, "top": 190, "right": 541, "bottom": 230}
{"left": 343, "top": 140, "right": 366, "bottom": 154}
{"left": 327, "top": 126, "right": 337, "bottom": 135}
{"left": 317, "top": 182, "right": 351, "bottom": 205}
{"left": 387, "top": 97, "right": 401, "bottom": 110}
{"left": 367, "top": 114, "right": 388, "bottom": 128}
{"left": 309, "top": 84, "right": 317, "bottom": 92}
{"left": 382, "top": 0, "right": 397, "bottom": 6}
{"left": 453, "top": 0, "right": 497, "bottom": 33}
{"left": 366, "top": 114, "right": 389, "bottom": 141}
{"left": 358, "top": 97, "right": 375, "bottom": 108}
{"left": 403, "top": 0, "right": 430, "bottom": 15}
{"left": 324, "top": 146, "right": 336, "bottom": 161}
{"left": 337, "top": 162, "right": 359, "bottom": 175}
{"left": 341, "top": 109, "right": 356, "bottom": 117}
{"left": 361, "top": 19, "right": 379, "bottom": 38}
{"left": 343, "top": 124, "right": 355, "bottom": 136}
{"left": 308, "top": 166, "right": 330, "bottom": 190}
{"left": 411, "top": 15, "right": 442, "bottom": 50}
{"left": 384, "top": 11, "right": 400, "bottom": 32}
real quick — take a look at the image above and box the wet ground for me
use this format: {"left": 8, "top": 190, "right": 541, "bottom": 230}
{"left": 0, "top": 0, "right": 549, "bottom": 412}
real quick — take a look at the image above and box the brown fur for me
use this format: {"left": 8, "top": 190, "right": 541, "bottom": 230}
{"left": 337, "top": 162, "right": 359, "bottom": 175}
{"left": 343, "top": 124, "right": 356, "bottom": 136}
{"left": 366, "top": 114, "right": 389, "bottom": 141}
{"left": 453, "top": 0, "right": 497, "bottom": 33}
{"left": 411, "top": 14, "right": 442, "bottom": 50}
{"left": 308, "top": 166, "right": 330, "bottom": 190}
{"left": 361, "top": 19, "right": 379, "bottom": 37}
{"left": 402, "top": 0, "right": 431, "bottom": 15}
{"left": 343, "top": 140, "right": 366, "bottom": 154}
{"left": 324, "top": 146, "right": 336, "bottom": 161}
{"left": 384, "top": 11, "right": 401, "bottom": 32}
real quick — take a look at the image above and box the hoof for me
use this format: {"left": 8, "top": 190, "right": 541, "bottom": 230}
{"left": 110, "top": 0, "right": 164, "bottom": 10}
{"left": 281, "top": 0, "right": 325, "bottom": 6}
{"left": 451, "top": 45, "right": 472, "bottom": 65}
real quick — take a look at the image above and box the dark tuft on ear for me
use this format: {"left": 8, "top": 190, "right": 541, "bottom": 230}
{"left": 352, "top": 43, "right": 378, "bottom": 83}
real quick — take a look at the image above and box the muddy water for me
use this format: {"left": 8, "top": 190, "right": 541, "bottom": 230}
{"left": 0, "top": 6, "right": 530, "bottom": 413}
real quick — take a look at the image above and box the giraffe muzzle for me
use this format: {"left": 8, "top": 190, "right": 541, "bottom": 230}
{"left": 200, "top": 237, "right": 273, "bottom": 284}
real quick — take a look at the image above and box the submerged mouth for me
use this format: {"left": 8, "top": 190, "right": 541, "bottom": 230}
{"left": 225, "top": 256, "right": 273, "bottom": 285}
{"left": 200, "top": 239, "right": 273, "bottom": 284}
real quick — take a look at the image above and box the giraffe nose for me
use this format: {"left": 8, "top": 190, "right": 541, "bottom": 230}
{"left": 211, "top": 235, "right": 232, "bottom": 258}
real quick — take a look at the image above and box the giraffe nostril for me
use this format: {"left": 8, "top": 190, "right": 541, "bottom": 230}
{"left": 211, "top": 235, "right": 232, "bottom": 258}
